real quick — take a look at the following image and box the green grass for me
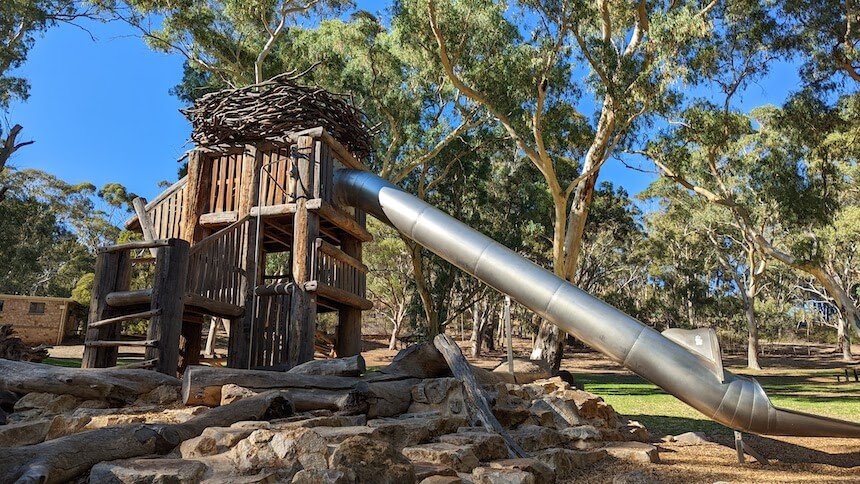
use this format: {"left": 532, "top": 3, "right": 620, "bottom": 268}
{"left": 576, "top": 369, "right": 860, "bottom": 439}
{"left": 42, "top": 357, "right": 142, "bottom": 368}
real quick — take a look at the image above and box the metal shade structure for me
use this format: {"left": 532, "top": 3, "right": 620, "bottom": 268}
{"left": 335, "top": 169, "right": 860, "bottom": 439}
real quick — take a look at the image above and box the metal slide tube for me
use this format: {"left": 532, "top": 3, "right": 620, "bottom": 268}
{"left": 335, "top": 169, "right": 860, "bottom": 438}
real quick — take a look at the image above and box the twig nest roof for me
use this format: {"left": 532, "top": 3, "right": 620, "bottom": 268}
{"left": 183, "top": 74, "right": 372, "bottom": 159}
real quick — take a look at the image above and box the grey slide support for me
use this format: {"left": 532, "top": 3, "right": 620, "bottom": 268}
{"left": 335, "top": 169, "right": 860, "bottom": 438}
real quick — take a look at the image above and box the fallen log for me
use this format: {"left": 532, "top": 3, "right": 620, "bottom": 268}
{"left": 0, "top": 390, "right": 293, "bottom": 484}
{"left": 287, "top": 354, "right": 366, "bottom": 377}
{"left": 381, "top": 342, "right": 524, "bottom": 386}
{"left": 0, "top": 359, "right": 180, "bottom": 402}
{"left": 182, "top": 366, "right": 370, "bottom": 414}
{"left": 433, "top": 334, "right": 528, "bottom": 459}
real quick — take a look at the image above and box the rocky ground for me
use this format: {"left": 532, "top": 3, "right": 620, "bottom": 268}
{"left": 0, "top": 346, "right": 669, "bottom": 483}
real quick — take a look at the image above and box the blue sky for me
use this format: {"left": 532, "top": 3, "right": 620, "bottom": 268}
{"left": 7, "top": 8, "right": 803, "bottom": 205}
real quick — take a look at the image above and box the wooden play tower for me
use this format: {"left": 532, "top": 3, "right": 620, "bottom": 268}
{"left": 82, "top": 80, "right": 373, "bottom": 375}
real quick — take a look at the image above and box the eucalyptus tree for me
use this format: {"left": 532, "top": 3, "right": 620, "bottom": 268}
{"left": 393, "top": 0, "right": 721, "bottom": 370}
{"left": 365, "top": 218, "right": 414, "bottom": 349}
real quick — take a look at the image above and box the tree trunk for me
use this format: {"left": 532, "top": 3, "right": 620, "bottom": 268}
{"left": 471, "top": 301, "right": 484, "bottom": 358}
{"left": 743, "top": 289, "right": 761, "bottom": 371}
{"left": 388, "top": 313, "right": 404, "bottom": 350}
{"left": 406, "top": 239, "right": 440, "bottom": 336}
{"left": 0, "top": 359, "right": 179, "bottom": 402}
{"left": 485, "top": 306, "right": 497, "bottom": 352}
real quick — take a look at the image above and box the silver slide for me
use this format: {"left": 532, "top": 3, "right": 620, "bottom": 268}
{"left": 335, "top": 169, "right": 860, "bottom": 438}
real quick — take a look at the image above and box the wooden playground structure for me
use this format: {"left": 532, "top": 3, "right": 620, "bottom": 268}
{"left": 81, "top": 127, "right": 372, "bottom": 375}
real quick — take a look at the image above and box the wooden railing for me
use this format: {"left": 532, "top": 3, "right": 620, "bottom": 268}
{"left": 186, "top": 216, "right": 250, "bottom": 308}
{"left": 127, "top": 177, "right": 187, "bottom": 239}
{"left": 259, "top": 145, "right": 295, "bottom": 207}
{"left": 314, "top": 239, "right": 367, "bottom": 299}
{"left": 250, "top": 288, "right": 292, "bottom": 368}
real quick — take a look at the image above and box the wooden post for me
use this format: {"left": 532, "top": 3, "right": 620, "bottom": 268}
{"left": 132, "top": 197, "right": 158, "bottom": 256}
{"left": 238, "top": 144, "right": 263, "bottom": 217}
{"left": 181, "top": 150, "right": 213, "bottom": 243}
{"left": 147, "top": 239, "right": 190, "bottom": 376}
{"left": 289, "top": 136, "right": 319, "bottom": 367}
{"left": 230, "top": 217, "right": 261, "bottom": 368}
{"left": 82, "top": 250, "right": 132, "bottom": 368}
{"left": 336, "top": 235, "right": 363, "bottom": 357}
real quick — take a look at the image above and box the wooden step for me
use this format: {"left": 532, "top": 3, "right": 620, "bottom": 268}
{"left": 105, "top": 290, "right": 243, "bottom": 319}
{"left": 89, "top": 309, "right": 161, "bottom": 329}
{"left": 85, "top": 339, "right": 159, "bottom": 348}
{"left": 306, "top": 281, "right": 373, "bottom": 310}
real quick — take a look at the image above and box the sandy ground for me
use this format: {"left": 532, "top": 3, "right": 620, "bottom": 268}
{"left": 49, "top": 335, "right": 860, "bottom": 483}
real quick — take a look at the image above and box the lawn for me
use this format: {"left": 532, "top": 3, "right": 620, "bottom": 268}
{"left": 577, "top": 367, "right": 860, "bottom": 438}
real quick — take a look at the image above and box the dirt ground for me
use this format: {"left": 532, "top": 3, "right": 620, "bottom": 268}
{"left": 48, "top": 336, "right": 860, "bottom": 483}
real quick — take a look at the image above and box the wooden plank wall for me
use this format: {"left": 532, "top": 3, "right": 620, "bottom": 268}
{"left": 207, "top": 152, "right": 243, "bottom": 214}
{"left": 258, "top": 145, "right": 295, "bottom": 207}
{"left": 186, "top": 217, "right": 250, "bottom": 308}
{"left": 147, "top": 182, "right": 186, "bottom": 240}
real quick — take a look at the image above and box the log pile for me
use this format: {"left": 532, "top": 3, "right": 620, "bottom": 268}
{"left": 0, "top": 343, "right": 662, "bottom": 483}
{"left": 182, "top": 73, "right": 372, "bottom": 158}
{"left": 0, "top": 324, "right": 49, "bottom": 362}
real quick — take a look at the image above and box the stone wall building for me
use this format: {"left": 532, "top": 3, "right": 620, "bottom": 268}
{"left": 0, "top": 295, "right": 78, "bottom": 345}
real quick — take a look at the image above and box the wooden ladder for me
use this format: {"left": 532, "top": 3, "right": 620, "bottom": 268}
{"left": 82, "top": 239, "right": 189, "bottom": 375}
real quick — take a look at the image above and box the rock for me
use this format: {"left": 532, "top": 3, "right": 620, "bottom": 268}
{"left": 414, "top": 462, "right": 458, "bottom": 481}
{"left": 491, "top": 358, "right": 551, "bottom": 384}
{"left": 471, "top": 467, "right": 535, "bottom": 484}
{"left": 329, "top": 436, "right": 416, "bottom": 484}
{"left": 403, "top": 443, "right": 480, "bottom": 473}
{"left": 45, "top": 414, "right": 91, "bottom": 440}
{"left": 439, "top": 431, "right": 508, "bottom": 461}
{"left": 409, "top": 378, "right": 471, "bottom": 419}
{"left": 78, "top": 399, "right": 113, "bottom": 409}
{"left": 487, "top": 459, "right": 554, "bottom": 484}
{"left": 672, "top": 431, "right": 711, "bottom": 445}
{"left": 556, "top": 389, "right": 618, "bottom": 428}
{"left": 0, "top": 418, "right": 51, "bottom": 447}
{"left": 619, "top": 420, "right": 649, "bottom": 442}
{"left": 221, "top": 384, "right": 258, "bottom": 405}
{"left": 602, "top": 442, "right": 660, "bottom": 464}
{"left": 368, "top": 415, "right": 468, "bottom": 449}
{"left": 228, "top": 429, "right": 293, "bottom": 474}
{"left": 89, "top": 458, "right": 207, "bottom": 483}
{"left": 527, "top": 397, "right": 582, "bottom": 429}
{"left": 180, "top": 435, "right": 219, "bottom": 458}
{"left": 312, "top": 425, "right": 375, "bottom": 444}
{"left": 13, "top": 392, "right": 81, "bottom": 415}
{"left": 270, "top": 428, "right": 330, "bottom": 470}
{"left": 292, "top": 468, "right": 356, "bottom": 484}
{"left": 492, "top": 394, "right": 531, "bottom": 428}
{"left": 560, "top": 424, "right": 602, "bottom": 449}
{"left": 509, "top": 425, "right": 567, "bottom": 452}
{"left": 612, "top": 470, "right": 661, "bottom": 484}
{"left": 135, "top": 384, "right": 180, "bottom": 405}
{"left": 533, "top": 449, "right": 607, "bottom": 479}
{"left": 200, "top": 426, "right": 255, "bottom": 451}
{"left": 272, "top": 414, "right": 366, "bottom": 430}
{"left": 420, "top": 476, "right": 463, "bottom": 484}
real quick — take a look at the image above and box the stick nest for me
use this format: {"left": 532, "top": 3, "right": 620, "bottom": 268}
{"left": 183, "top": 74, "right": 372, "bottom": 159}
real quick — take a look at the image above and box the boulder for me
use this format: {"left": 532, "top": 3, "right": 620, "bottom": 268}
{"left": 491, "top": 358, "right": 551, "bottom": 384}
{"left": 471, "top": 467, "right": 535, "bottom": 484}
{"left": 312, "top": 425, "right": 375, "bottom": 444}
{"left": 670, "top": 431, "right": 711, "bottom": 445}
{"left": 602, "top": 442, "right": 660, "bottom": 464}
{"left": 509, "top": 425, "right": 567, "bottom": 452}
{"left": 420, "top": 476, "right": 464, "bottom": 484}
{"left": 414, "top": 462, "right": 458, "bottom": 481}
{"left": 292, "top": 468, "right": 357, "bottom": 484}
{"left": 487, "top": 458, "right": 554, "bottom": 484}
{"left": 221, "top": 384, "right": 258, "bottom": 405}
{"left": 89, "top": 458, "right": 207, "bottom": 484}
{"left": 13, "top": 392, "right": 81, "bottom": 415}
{"left": 44, "top": 414, "right": 92, "bottom": 440}
{"left": 409, "top": 378, "right": 471, "bottom": 419}
{"left": 439, "top": 431, "right": 509, "bottom": 461}
{"left": 533, "top": 448, "right": 607, "bottom": 479}
{"left": 270, "top": 427, "right": 330, "bottom": 470}
{"left": 0, "top": 418, "right": 52, "bottom": 447}
{"left": 560, "top": 424, "right": 602, "bottom": 449}
{"left": 618, "top": 419, "right": 649, "bottom": 442}
{"left": 402, "top": 443, "right": 480, "bottom": 473}
{"left": 329, "top": 436, "right": 416, "bottom": 484}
